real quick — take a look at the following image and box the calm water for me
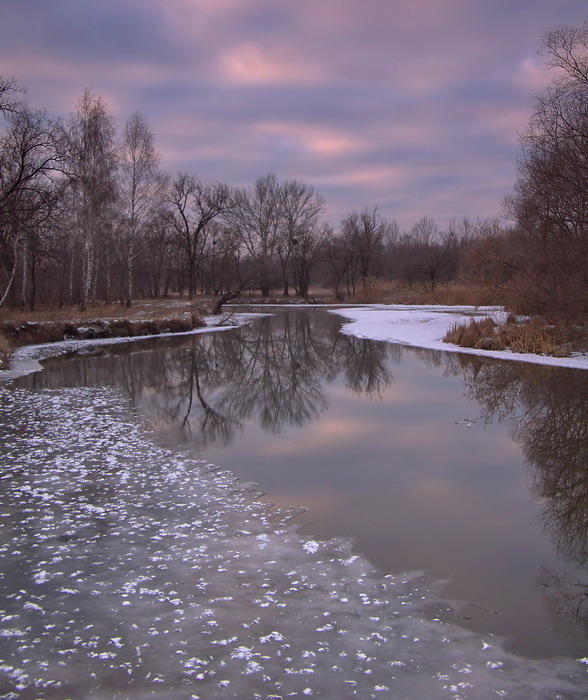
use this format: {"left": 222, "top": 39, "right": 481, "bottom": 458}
{"left": 17, "top": 308, "right": 588, "bottom": 659}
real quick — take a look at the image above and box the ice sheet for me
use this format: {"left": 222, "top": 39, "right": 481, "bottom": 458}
{"left": 0, "top": 384, "right": 586, "bottom": 698}
{"left": 329, "top": 305, "right": 588, "bottom": 370}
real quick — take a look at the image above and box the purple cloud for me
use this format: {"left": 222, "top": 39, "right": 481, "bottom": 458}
{"left": 1, "top": 0, "right": 587, "bottom": 229}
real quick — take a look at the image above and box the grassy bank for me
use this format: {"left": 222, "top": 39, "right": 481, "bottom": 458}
{"left": 444, "top": 315, "right": 586, "bottom": 357}
{"left": 347, "top": 279, "right": 500, "bottom": 306}
{"left": 226, "top": 281, "right": 500, "bottom": 307}
{"left": 0, "top": 299, "right": 208, "bottom": 367}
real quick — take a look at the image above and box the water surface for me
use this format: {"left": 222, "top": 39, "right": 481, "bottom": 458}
{"left": 19, "top": 308, "right": 588, "bottom": 660}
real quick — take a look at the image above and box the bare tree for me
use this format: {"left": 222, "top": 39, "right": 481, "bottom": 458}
{"left": 0, "top": 104, "right": 66, "bottom": 308}
{"left": 508, "top": 21, "right": 588, "bottom": 321}
{"left": 391, "top": 216, "right": 459, "bottom": 291}
{"left": 410, "top": 214, "right": 439, "bottom": 247}
{"left": 339, "top": 206, "right": 391, "bottom": 296}
{"left": 323, "top": 229, "right": 355, "bottom": 300}
{"left": 0, "top": 76, "right": 23, "bottom": 117}
{"left": 119, "top": 112, "right": 163, "bottom": 307}
{"left": 230, "top": 173, "right": 282, "bottom": 297}
{"left": 457, "top": 219, "right": 519, "bottom": 300}
{"left": 66, "top": 90, "right": 118, "bottom": 310}
{"left": 140, "top": 204, "right": 176, "bottom": 298}
{"left": 291, "top": 221, "right": 331, "bottom": 298}
{"left": 170, "top": 174, "right": 232, "bottom": 299}
{"left": 277, "top": 179, "right": 325, "bottom": 296}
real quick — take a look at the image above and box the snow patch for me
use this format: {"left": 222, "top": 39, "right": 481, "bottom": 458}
{"left": 0, "top": 383, "right": 586, "bottom": 698}
{"left": 330, "top": 305, "right": 588, "bottom": 370}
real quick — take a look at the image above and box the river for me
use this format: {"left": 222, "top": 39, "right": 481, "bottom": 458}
{"left": 0, "top": 307, "right": 586, "bottom": 698}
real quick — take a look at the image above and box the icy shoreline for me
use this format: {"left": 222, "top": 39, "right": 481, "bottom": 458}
{"left": 2, "top": 306, "right": 587, "bottom": 383}
{"left": 0, "top": 384, "right": 586, "bottom": 698}
{"left": 0, "top": 313, "right": 265, "bottom": 382}
{"left": 328, "top": 305, "right": 588, "bottom": 371}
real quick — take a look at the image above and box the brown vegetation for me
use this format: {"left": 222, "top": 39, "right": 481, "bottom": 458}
{"left": 0, "top": 331, "right": 12, "bottom": 369}
{"left": 0, "top": 299, "right": 206, "bottom": 354}
{"left": 351, "top": 279, "right": 498, "bottom": 306}
{"left": 444, "top": 315, "right": 576, "bottom": 357}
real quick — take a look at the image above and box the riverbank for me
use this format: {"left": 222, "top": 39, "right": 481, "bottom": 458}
{"left": 2, "top": 296, "right": 587, "bottom": 372}
{"left": 0, "top": 300, "right": 207, "bottom": 369}
{"left": 330, "top": 305, "right": 588, "bottom": 371}
{"left": 0, "top": 281, "right": 493, "bottom": 365}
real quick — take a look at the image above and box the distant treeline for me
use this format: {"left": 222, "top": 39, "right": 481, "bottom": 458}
{"left": 1, "top": 21, "right": 587, "bottom": 321}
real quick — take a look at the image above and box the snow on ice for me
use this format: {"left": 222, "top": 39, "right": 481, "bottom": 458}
{"left": 0, "top": 384, "right": 585, "bottom": 698}
{"left": 329, "top": 305, "right": 588, "bottom": 370}
{"left": 0, "top": 306, "right": 586, "bottom": 697}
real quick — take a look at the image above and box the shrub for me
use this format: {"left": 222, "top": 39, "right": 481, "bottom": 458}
{"left": 165, "top": 318, "right": 199, "bottom": 333}
{"left": 444, "top": 316, "right": 570, "bottom": 357}
{"left": 444, "top": 317, "right": 505, "bottom": 351}
{"left": 502, "top": 318, "right": 567, "bottom": 356}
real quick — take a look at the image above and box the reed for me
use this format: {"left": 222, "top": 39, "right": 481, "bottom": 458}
{"left": 444, "top": 316, "right": 570, "bottom": 356}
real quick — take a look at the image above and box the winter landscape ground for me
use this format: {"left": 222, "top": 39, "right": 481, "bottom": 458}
{"left": 0, "top": 306, "right": 586, "bottom": 698}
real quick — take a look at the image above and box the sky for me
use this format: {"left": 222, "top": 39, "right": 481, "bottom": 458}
{"left": 1, "top": 0, "right": 587, "bottom": 231}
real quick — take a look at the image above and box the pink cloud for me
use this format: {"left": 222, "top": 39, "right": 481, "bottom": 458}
{"left": 256, "top": 121, "right": 367, "bottom": 156}
{"left": 320, "top": 166, "right": 407, "bottom": 188}
{"left": 217, "top": 42, "right": 327, "bottom": 86}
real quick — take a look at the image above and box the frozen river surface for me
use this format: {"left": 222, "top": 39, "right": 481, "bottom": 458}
{"left": 0, "top": 308, "right": 587, "bottom": 697}
{"left": 0, "top": 388, "right": 586, "bottom": 698}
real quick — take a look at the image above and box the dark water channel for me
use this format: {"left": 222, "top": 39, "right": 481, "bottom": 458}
{"left": 17, "top": 308, "right": 588, "bottom": 660}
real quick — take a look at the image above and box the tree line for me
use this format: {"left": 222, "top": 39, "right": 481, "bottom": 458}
{"left": 1, "top": 20, "right": 587, "bottom": 321}
{"left": 0, "top": 81, "right": 478, "bottom": 312}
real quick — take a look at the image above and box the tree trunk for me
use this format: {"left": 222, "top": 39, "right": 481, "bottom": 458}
{"left": 126, "top": 242, "right": 134, "bottom": 308}
{"left": 0, "top": 240, "right": 18, "bottom": 308}
{"left": 20, "top": 239, "right": 28, "bottom": 311}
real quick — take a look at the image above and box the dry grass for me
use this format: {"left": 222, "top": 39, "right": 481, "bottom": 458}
{"left": 505, "top": 318, "right": 566, "bottom": 355}
{"left": 0, "top": 298, "right": 209, "bottom": 324}
{"left": 350, "top": 279, "right": 499, "bottom": 306}
{"left": 444, "top": 315, "right": 571, "bottom": 357}
{"left": 444, "top": 317, "right": 502, "bottom": 350}
{"left": 0, "top": 299, "right": 208, "bottom": 351}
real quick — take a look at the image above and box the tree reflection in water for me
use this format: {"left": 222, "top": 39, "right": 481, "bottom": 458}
{"left": 172, "top": 310, "right": 393, "bottom": 438}
{"left": 456, "top": 355, "right": 588, "bottom": 646}
{"left": 28, "top": 310, "right": 393, "bottom": 448}
{"left": 21, "top": 309, "right": 588, "bottom": 654}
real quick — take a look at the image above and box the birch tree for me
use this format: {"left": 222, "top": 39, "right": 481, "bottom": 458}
{"left": 66, "top": 90, "right": 117, "bottom": 310}
{"left": 119, "top": 112, "right": 162, "bottom": 307}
